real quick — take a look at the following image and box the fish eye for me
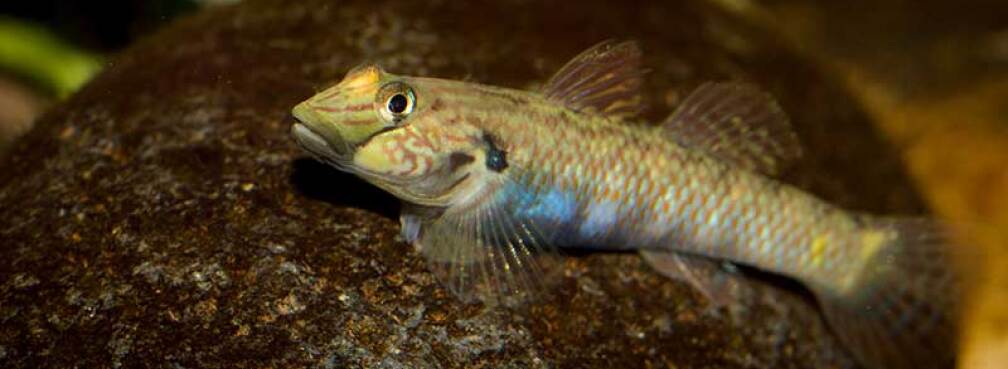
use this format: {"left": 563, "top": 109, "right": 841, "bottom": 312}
{"left": 377, "top": 82, "right": 416, "bottom": 124}
{"left": 388, "top": 94, "right": 408, "bottom": 114}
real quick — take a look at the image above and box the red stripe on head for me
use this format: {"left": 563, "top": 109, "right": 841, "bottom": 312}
{"left": 315, "top": 102, "right": 372, "bottom": 113}
{"left": 342, "top": 118, "right": 378, "bottom": 126}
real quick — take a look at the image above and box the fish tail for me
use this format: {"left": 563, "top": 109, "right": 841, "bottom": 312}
{"left": 814, "top": 216, "right": 963, "bottom": 369}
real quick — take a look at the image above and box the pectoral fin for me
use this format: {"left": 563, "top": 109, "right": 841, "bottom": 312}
{"left": 409, "top": 180, "right": 562, "bottom": 305}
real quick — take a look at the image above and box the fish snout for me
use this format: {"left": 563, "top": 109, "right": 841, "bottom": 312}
{"left": 290, "top": 103, "right": 351, "bottom": 161}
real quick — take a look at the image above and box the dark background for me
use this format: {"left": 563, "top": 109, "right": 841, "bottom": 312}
{"left": 0, "top": 1, "right": 1005, "bottom": 367}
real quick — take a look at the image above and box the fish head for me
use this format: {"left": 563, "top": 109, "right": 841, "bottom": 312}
{"left": 292, "top": 65, "right": 498, "bottom": 207}
{"left": 291, "top": 64, "right": 397, "bottom": 164}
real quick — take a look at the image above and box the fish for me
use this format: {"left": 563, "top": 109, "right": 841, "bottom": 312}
{"left": 290, "top": 40, "right": 962, "bottom": 369}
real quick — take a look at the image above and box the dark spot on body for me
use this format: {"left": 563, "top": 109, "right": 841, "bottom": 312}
{"left": 483, "top": 134, "right": 508, "bottom": 172}
{"left": 448, "top": 152, "right": 475, "bottom": 171}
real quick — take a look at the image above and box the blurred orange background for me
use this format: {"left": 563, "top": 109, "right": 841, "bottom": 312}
{"left": 709, "top": 1, "right": 1008, "bottom": 367}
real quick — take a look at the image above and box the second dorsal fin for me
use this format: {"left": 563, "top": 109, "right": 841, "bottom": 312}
{"left": 542, "top": 40, "right": 646, "bottom": 120}
{"left": 663, "top": 82, "right": 802, "bottom": 176}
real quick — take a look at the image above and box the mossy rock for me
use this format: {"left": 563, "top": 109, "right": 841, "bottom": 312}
{"left": 0, "top": 0, "right": 926, "bottom": 367}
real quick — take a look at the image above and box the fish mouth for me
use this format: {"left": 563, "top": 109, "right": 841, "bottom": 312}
{"left": 292, "top": 121, "right": 468, "bottom": 208}
{"left": 291, "top": 122, "right": 353, "bottom": 169}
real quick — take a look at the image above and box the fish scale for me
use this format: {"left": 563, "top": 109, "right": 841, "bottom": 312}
{"left": 291, "top": 40, "right": 961, "bottom": 369}
{"left": 461, "top": 104, "right": 849, "bottom": 285}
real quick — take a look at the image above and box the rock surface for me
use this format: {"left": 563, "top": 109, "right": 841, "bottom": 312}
{"left": 0, "top": 0, "right": 928, "bottom": 368}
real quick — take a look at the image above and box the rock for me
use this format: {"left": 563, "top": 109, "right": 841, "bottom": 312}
{"left": 0, "top": 0, "right": 927, "bottom": 368}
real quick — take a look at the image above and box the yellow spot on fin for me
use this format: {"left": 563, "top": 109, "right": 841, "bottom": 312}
{"left": 858, "top": 229, "right": 890, "bottom": 262}
{"left": 811, "top": 217, "right": 960, "bottom": 369}
{"left": 834, "top": 229, "right": 893, "bottom": 293}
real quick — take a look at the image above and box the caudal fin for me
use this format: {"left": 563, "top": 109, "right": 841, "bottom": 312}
{"left": 815, "top": 217, "right": 964, "bottom": 369}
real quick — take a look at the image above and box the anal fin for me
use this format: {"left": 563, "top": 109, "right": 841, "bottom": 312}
{"left": 640, "top": 250, "right": 743, "bottom": 310}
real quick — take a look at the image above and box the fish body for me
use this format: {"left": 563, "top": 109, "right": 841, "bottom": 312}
{"left": 291, "top": 41, "right": 959, "bottom": 369}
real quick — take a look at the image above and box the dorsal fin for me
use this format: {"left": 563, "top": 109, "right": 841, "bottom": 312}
{"left": 663, "top": 82, "right": 802, "bottom": 176}
{"left": 542, "top": 40, "right": 646, "bottom": 120}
